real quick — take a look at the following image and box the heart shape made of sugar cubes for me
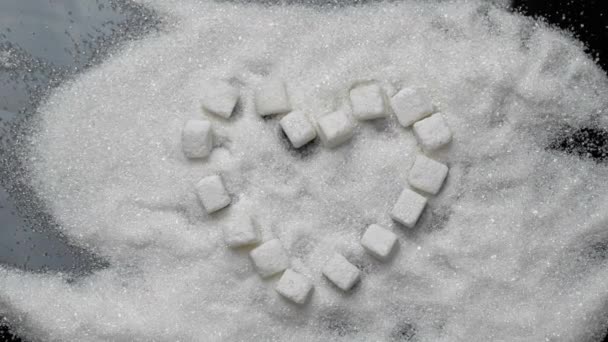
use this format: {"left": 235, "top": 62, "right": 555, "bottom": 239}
{"left": 181, "top": 79, "right": 452, "bottom": 305}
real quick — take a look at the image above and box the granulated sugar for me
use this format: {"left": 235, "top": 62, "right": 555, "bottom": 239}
{"left": 2, "top": 1, "right": 608, "bottom": 341}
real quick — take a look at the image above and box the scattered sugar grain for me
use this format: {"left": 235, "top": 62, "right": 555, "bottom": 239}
{"left": 3, "top": 1, "right": 608, "bottom": 341}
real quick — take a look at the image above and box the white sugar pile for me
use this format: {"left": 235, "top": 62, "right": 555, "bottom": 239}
{"left": 3, "top": 0, "right": 608, "bottom": 341}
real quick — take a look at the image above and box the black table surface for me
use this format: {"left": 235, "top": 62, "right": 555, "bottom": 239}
{"left": 1, "top": 0, "right": 607, "bottom": 341}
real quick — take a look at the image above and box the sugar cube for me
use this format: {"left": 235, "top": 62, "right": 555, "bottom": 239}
{"left": 349, "top": 83, "right": 388, "bottom": 120}
{"left": 195, "top": 175, "right": 231, "bottom": 214}
{"left": 408, "top": 155, "right": 449, "bottom": 195}
{"left": 317, "top": 110, "right": 356, "bottom": 148}
{"left": 360, "top": 224, "right": 398, "bottom": 261}
{"left": 250, "top": 239, "right": 290, "bottom": 278}
{"left": 200, "top": 80, "right": 239, "bottom": 119}
{"left": 322, "top": 253, "right": 360, "bottom": 291}
{"left": 255, "top": 79, "right": 291, "bottom": 117}
{"left": 223, "top": 216, "right": 260, "bottom": 248}
{"left": 390, "top": 88, "right": 434, "bottom": 127}
{"left": 390, "top": 188, "right": 427, "bottom": 228}
{"left": 182, "top": 120, "right": 213, "bottom": 159}
{"left": 279, "top": 111, "right": 317, "bottom": 148}
{"left": 412, "top": 113, "right": 452, "bottom": 150}
{"left": 275, "top": 269, "right": 314, "bottom": 305}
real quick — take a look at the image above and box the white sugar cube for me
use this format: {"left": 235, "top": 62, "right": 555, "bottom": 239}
{"left": 390, "top": 88, "right": 434, "bottom": 127}
{"left": 195, "top": 175, "right": 231, "bottom": 214}
{"left": 279, "top": 111, "right": 317, "bottom": 148}
{"left": 255, "top": 79, "right": 291, "bottom": 117}
{"left": 317, "top": 110, "right": 356, "bottom": 148}
{"left": 349, "top": 83, "right": 388, "bottom": 120}
{"left": 408, "top": 155, "right": 449, "bottom": 195}
{"left": 182, "top": 120, "right": 213, "bottom": 159}
{"left": 413, "top": 113, "right": 452, "bottom": 150}
{"left": 201, "top": 80, "right": 239, "bottom": 119}
{"left": 275, "top": 269, "right": 314, "bottom": 305}
{"left": 360, "top": 224, "right": 398, "bottom": 261}
{"left": 390, "top": 188, "right": 427, "bottom": 228}
{"left": 223, "top": 216, "right": 260, "bottom": 248}
{"left": 250, "top": 239, "right": 290, "bottom": 278}
{"left": 322, "top": 253, "right": 360, "bottom": 291}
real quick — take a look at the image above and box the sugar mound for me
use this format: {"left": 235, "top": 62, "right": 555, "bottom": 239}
{"left": 2, "top": 1, "right": 608, "bottom": 341}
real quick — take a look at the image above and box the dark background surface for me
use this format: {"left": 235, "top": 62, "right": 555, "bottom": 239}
{"left": 1, "top": 0, "right": 608, "bottom": 340}
{"left": 0, "top": 0, "right": 158, "bottom": 273}
{"left": 0, "top": 0, "right": 158, "bottom": 340}
{"left": 513, "top": 0, "right": 608, "bottom": 73}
